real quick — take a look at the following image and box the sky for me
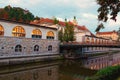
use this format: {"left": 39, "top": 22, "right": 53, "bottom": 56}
{"left": 0, "top": 0, "right": 120, "bottom": 33}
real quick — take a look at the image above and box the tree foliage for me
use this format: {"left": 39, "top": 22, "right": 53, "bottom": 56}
{"left": 96, "top": 0, "right": 120, "bottom": 32}
{"left": 53, "top": 17, "right": 59, "bottom": 24}
{"left": 58, "top": 28, "right": 64, "bottom": 42}
{"left": 0, "top": 5, "right": 35, "bottom": 23}
{"left": 58, "top": 21, "right": 75, "bottom": 42}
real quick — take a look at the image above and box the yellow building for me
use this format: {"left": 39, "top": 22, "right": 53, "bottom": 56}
{"left": 96, "top": 30, "right": 118, "bottom": 41}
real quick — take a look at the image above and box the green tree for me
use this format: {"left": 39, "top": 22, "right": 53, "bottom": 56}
{"left": 53, "top": 17, "right": 59, "bottom": 24}
{"left": 0, "top": 5, "right": 35, "bottom": 23}
{"left": 58, "top": 20, "right": 74, "bottom": 42}
{"left": 96, "top": 0, "right": 120, "bottom": 32}
{"left": 58, "top": 28, "right": 64, "bottom": 42}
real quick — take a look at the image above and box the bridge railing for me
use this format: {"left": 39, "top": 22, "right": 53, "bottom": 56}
{"left": 62, "top": 41, "right": 120, "bottom": 46}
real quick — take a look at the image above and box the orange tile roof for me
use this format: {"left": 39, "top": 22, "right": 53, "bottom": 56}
{"left": 30, "top": 18, "right": 54, "bottom": 24}
{"left": 30, "top": 18, "right": 95, "bottom": 36}
{"left": 96, "top": 31, "right": 118, "bottom": 35}
{"left": 30, "top": 18, "right": 74, "bottom": 26}
{"left": 76, "top": 25, "right": 89, "bottom": 31}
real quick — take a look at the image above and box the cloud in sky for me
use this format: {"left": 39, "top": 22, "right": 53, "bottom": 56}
{"left": 0, "top": 0, "right": 119, "bottom": 33}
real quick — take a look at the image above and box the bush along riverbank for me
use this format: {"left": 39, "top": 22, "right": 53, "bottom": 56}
{"left": 85, "top": 65, "right": 120, "bottom": 80}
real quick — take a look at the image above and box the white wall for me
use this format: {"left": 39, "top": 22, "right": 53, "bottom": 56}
{"left": 0, "top": 20, "right": 58, "bottom": 40}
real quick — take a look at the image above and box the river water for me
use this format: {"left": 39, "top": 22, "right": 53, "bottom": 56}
{"left": 0, "top": 52, "right": 120, "bottom": 80}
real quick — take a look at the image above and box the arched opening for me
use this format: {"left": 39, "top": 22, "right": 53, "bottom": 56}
{"left": 48, "top": 45, "right": 52, "bottom": 51}
{"left": 99, "top": 39, "right": 101, "bottom": 44}
{"left": 32, "top": 29, "right": 42, "bottom": 38}
{"left": 97, "top": 39, "right": 99, "bottom": 44}
{"left": 0, "top": 24, "right": 4, "bottom": 36}
{"left": 12, "top": 26, "right": 25, "bottom": 37}
{"left": 91, "top": 38, "right": 94, "bottom": 44}
{"left": 34, "top": 45, "right": 39, "bottom": 52}
{"left": 15, "top": 45, "right": 22, "bottom": 52}
{"left": 102, "top": 40, "right": 104, "bottom": 44}
{"left": 46, "top": 31, "right": 54, "bottom": 39}
{"left": 95, "top": 39, "right": 97, "bottom": 44}
{"left": 86, "top": 37, "right": 90, "bottom": 43}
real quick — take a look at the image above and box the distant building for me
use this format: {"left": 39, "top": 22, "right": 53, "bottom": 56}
{"left": 96, "top": 30, "right": 118, "bottom": 41}
{"left": 117, "top": 27, "right": 120, "bottom": 41}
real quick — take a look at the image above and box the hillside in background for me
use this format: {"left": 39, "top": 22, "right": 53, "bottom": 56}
{"left": 0, "top": 5, "right": 37, "bottom": 23}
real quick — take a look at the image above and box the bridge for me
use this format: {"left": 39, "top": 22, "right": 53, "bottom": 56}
{"left": 59, "top": 41, "right": 120, "bottom": 59}
{"left": 60, "top": 41, "right": 120, "bottom": 47}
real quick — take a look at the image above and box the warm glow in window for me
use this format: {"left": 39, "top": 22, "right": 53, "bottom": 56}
{"left": 32, "top": 29, "right": 42, "bottom": 38}
{"left": 91, "top": 38, "right": 94, "bottom": 44}
{"left": 0, "top": 24, "right": 4, "bottom": 36}
{"left": 86, "top": 37, "right": 90, "bottom": 43}
{"left": 12, "top": 26, "right": 25, "bottom": 37}
{"left": 46, "top": 31, "right": 54, "bottom": 39}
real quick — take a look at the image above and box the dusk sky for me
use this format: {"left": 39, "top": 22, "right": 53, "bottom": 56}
{"left": 0, "top": 0, "right": 120, "bottom": 33}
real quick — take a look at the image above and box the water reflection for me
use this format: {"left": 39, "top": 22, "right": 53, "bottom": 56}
{"left": 0, "top": 62, "right": 59, "bottom": 80}
{"left": 0, "top": 60, "right": 96, "bottom": 80}
{"left": 83, "top": 53, "right": 120, "bottom": 70}
{"left": 59, "top": 60, "right": 96, "bottom": 80}
{"left": 0, "top": 53, "right": 120, "bottom": 80}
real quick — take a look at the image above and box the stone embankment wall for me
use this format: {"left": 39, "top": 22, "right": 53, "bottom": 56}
{"left": 0, "top": 36, "right": 59, "bottom": 65}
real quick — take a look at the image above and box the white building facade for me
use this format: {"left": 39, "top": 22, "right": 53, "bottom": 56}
{"left": 0, "top": 19, "right": 59, "bottom": 62}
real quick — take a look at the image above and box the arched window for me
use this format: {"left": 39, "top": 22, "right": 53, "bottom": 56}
{"left": 102, "top": 40, "right": 104, "bottom": 44}
{"left": 91, "top": 38, "right": 94, "bottom": 44}
{"left": 48, "top": 45, "right": 52, "bottom": 51}
{"left": 46, "top": 31, "right": 54, "bottom": 39}
{"left": 0, "top": 24, "right": 4, "bottom": 36}
{"left": 34, "top": 45, "right": 39, "bottom": 51}
{"left": 97, "top": 39, "right": 99, "bottom": 44}
{"left": 86, "top": 37, "right": 90, "bottom": 43}
{"left": 99, "top": 39, "right": 101, "bottom": 44}
{"left": 32, "top": 29, "right": 42, "bottom": 38}
{"left": 15, "top": 45, "right": 22, "bottom": 52}
{"left": 12, "top": 26, "right": 25, "bottom": 37}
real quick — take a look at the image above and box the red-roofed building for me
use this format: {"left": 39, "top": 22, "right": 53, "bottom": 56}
{"left": 96, "top": 30, "right": 118, "bottom": 41}
{"left": 74, "top": 25, "right": 94, "bottom": 42}
{"left": 30, "top": 18, "right": 75, "bottom": 29}
{"left": 30, "top": 17, "right": 94, "bottom": 42}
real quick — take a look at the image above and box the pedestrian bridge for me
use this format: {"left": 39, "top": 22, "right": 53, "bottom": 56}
{"left": 60, "top": 42, "right": 120, "bottom": 58}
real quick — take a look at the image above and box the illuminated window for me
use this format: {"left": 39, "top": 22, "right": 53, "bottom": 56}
{"left": 91, "top": 38, "right": 94, "bottom": 44}
{"left": 12, "top": 26, "right": 25, "bottom": 37}
{"left": 32, "top": 29, "right": 42, "bottom": 38}
{"left": 46, "top": 31, "right": 54, "bottom": 39}
{"left": 48, "top": 45, "right": 52, "bottom": 51}
{"left": 15, "top": 45, "right": 22, "bottom": 52}
{"left": 86, "top": 37, "right": 90, "bottom": 43}
{"left": 0, "top": 24, "right": 4, "bottom": 36}
{"left": 34, "top": 45, "right": 39, "bottom": 52}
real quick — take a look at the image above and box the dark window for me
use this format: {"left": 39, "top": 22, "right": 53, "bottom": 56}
{"left": 34, "top": 45, "right": 39, "bottom": 51}
{"left": 32, "top": 35, "right": 42, "bottom": 39}
{"left": 15, "top": 45, "right": 22, "bottom": 52}
{"left": 1, "top": 47, "right": 4, "bottom": 49}
{"left": 46, "top": 36, "right": 54, "bottom": 40}
{"left": 48, "top": 45, "right": 52, "bottom": 51}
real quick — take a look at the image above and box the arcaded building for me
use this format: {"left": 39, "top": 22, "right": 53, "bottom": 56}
{"left": 0, "top": 19, "right": 59, "bottom": 58}
{"left": 96, "top": 31, "right": 118, "bottom": 41}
